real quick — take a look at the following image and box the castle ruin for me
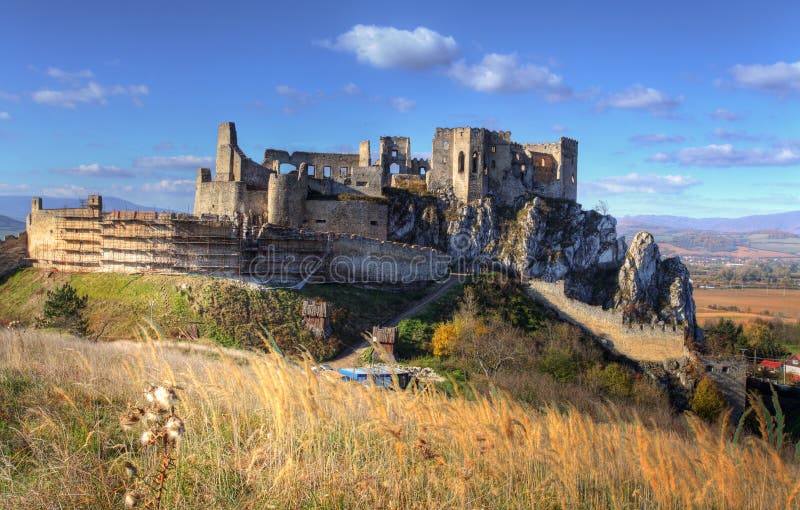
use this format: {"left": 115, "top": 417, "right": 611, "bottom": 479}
{"left": 27, "top": 122, "right": 578, "bottom": 285}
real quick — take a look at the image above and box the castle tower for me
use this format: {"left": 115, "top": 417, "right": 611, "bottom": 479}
{"left": 559, "top": 137, "right": 578, "bottom": 201}
{"left": 359, "top": 140, "right": 371, "bottom": 167}
{"left": 215, "top": 122, "right": 238, "bottom": 182}
{"left": 378, "top": 136, "right": 411, "bottom": 181}
{"left": 267, "top": 163, "right": 307, "bottom": 228}
{"left": 450, "top": 128, "right": 487, "bottom": 203}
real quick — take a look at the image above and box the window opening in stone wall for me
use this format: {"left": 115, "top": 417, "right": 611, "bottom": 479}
{"left": 458, "top": 151, "right": 465, "bottom": 173}
{"left": 279, "top": 163, "right": 297, "bottom": 174}
{"left": 471, "top": 152, "right": 478, "bottom": 173}
{"left": 340, "top": 167, "right": 348, "bottom": 177}
{"left": 419, "top": 167, "right": 426, "bottom": 175}
{"left": 521, "top": 164, "right": 526, "bottom": 171}
{"left": 308, "top": 165, "right": 315, "bottom": 176}
{"left": 491, "top": 145, "right": 496, "bottom": 153}
{"left": 390, "top": 162, "right": 400, "bottom": 174}
{"left": 356, "top": 181, "right": 368, "bottom": 186}
{"left": 491, "top": 160, "right": 496, "bottom": 169}
{"left": 391, "top": 150, "right": 397, "bottom": 158}
{"left": 571, "top": 174, "right": 575, "bottom": 184}
{"left": 370, "top": 220, "right": 378, "bottom": 225}
{"left": 315, "top": 219, "right": 326, "bottom": 224}
{"left": 443, "top": 141, "right": 449, "bottom": 149}
{"left": 323, "top": 166, "right": 331, "bottom": 178}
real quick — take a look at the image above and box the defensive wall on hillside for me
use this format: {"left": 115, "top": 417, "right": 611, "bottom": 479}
{"left": 27, "top": 196, "right": 448, "bottom": 285}
{"left": 527, "top": 279, "right": 688, "bottom": 362}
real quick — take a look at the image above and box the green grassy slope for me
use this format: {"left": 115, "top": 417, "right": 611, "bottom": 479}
{"left": 0, "top": 268, "right": 427, "bottom": 360}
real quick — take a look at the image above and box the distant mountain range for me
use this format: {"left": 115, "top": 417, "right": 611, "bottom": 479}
{"left": 618, "top": 210, "right": 800, "bottom": 260}
{"left": 0, "top": 214, "right": 25, "bottom": 239}
{"left": 0, "top": 195, "right": 172, "bottom": 222}
{"left": 619, "top": 210, "right": 800, "bottom": 235}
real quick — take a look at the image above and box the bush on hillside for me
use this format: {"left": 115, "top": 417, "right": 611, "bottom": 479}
{"left": 37, "top": 282, "right": 89, "bottom": 336}
{"left": 690, "top": 376, "right": 728, "bottom": 422}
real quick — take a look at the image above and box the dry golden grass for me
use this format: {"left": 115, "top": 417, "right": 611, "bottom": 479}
{"left": 1, "top": 328, "right": 798, "bottom": 509}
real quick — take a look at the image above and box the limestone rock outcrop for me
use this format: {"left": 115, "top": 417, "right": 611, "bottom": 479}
{"left": 386, "top": 190, "right": 698, "bottom": 339}
{"left": 496, "top": 197, "right": 626, "bottom": 306}
{"left": 614, "top": 232, "right": 697, "bottom": 337}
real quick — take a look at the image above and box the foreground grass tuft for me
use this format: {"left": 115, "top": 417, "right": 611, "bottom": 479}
{"left": 1, "top": 329, "right": 798, "bottom": 509}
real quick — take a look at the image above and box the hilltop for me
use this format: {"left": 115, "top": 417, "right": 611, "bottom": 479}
{"left": 0, "top": 214, "right": 24, "bottom": 239}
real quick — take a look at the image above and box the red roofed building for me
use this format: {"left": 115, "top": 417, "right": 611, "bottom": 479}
{"left": 784, "top": 354, "right": 800, "bottom": 382}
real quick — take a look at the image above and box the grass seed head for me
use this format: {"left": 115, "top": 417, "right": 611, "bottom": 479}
{"left": 124, "top": 490, "right": 141, "bottom": 508}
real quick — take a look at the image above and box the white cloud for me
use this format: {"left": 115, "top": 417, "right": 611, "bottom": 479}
{"left": 710, "top": 128, "right": 762, "bottom": 142}
{"left": 275, "top": 85, "right": 322, "bottom": 114}
{"left": 46, "top": 67, "right": 94, "bottom": 82}
{"left": 727, "top": 60, "right": 800, "bottom": 97}
{"left": 133, "top": 155, "right": 213, "bottom": 169}
{"left": 448, "top": 53, "right": 568, "bottom": 96}
{"left": 0, "top": 91, "right": 19, "bottom": 101}
{"left": 153, "top": 141, "right": 175, "bottom": 152}
{"left": 629, "top": 133, "right": 686, "bottom": 144}
{"left": 650, "top": 141, "right": 800, "bottom": 167}
{"left": 583, "top": 173, "right": 700, "bottom": 195}
{"left": 32, "top": 81, "right": 149, "bottom": 108}
{"left": 600, "top": 85, "right": 682, "bottom": 115}
{"left": 551, "top": 125, "right": 567, "bottom": 133}
{"left": 342, "top": 82, "right": 361, "bottom": 95}
{"left": 389, "top": 96, "right": 416, "bottom": 112}
{"left": 41, "top": 184, "right": 91, "bottom": 197}
{"left": 140, "top": 179, "right": 195, "bottom": 193}
{"left": 709, "top": 108, "right": 740, "bottom": 121}
{"left": 54, "top": 163, "right": 134, "bottom": 178}
{"left": 0, "top": 112, "right": 10, "bottom": 120}
{"left": 325, "top": 25, "right": 459, "bottom": 69}
{"left": 0, "top": 182, "right": 30, "bottom": 193}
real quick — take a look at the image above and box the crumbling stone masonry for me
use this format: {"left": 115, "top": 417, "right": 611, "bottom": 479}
{"left": 27, "top": 121, "right": 578, "bottom": 286}
{"left": 27, "top": 196, "right": 448, "bottom": 285}
{"left": 194, "top": 122, "right": 578, "bottom": 234}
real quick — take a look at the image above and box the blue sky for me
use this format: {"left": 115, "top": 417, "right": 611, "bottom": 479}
{"left": 0, "top": 0, "right": 798, "bottom": 217}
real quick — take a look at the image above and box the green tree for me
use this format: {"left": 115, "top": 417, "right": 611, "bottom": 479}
{"left": 38, "top": 282, "right": 89, "bottom": 336}
{"left": 690, "top": 377, "right": 727, "bottom": 422}
{"left": 538, "top": 347, "right": 578, "bottom": 383}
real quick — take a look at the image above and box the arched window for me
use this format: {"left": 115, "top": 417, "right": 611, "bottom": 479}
{"left": 457, "top": 151, "right": 465, "bottom": 173}
{"left": 419, "top": 167, "right": 426, "bottom": 175}
{"left": 471, "top": 152, "right": 479, "bottom": 173}
{"left": 390, "top": 162, "right": 400, "bottom": 174}
{"left": 279, "top": 163, "right": 297, "bottom": 174}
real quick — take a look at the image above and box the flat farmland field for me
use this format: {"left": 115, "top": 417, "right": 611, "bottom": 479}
{"left": 694, "top": 287, "right": 800, "bottom": 324}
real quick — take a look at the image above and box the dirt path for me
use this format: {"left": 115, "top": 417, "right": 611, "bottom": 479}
{"left": 327, "top": 276, "right": 459, "bottom": 368}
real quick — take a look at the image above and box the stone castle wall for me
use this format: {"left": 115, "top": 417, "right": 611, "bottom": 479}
{"left": 303, "top": 200, "right": 388, "bottom": 240}
{"left": 27, "top": 198, "right": 442, "bottom": 285}
{"left": 527, "top": 279, "right": 687, "bottom": 362}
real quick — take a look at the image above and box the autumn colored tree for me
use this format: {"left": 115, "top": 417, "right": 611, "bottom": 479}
{"left": 690, "top": 377, "right": 727, "bottom": 422}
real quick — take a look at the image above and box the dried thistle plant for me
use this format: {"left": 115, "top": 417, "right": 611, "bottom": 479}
{"left": 119, "top": 384, "right": 184, "bottom": 509}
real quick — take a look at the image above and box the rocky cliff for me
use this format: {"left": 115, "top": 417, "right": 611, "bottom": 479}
{"left": 614, "top": 231, "right": 697, "bottom": 338}
{"left": 387, "top": 190, "right": 698, "bottom": 339}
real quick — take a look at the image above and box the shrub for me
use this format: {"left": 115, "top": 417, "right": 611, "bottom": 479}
{"left": 431, "top": 322, "right": 459, "bottom": 357}
{"left": 397, "top": 318, "right": 434, "bottom": 355}
{"left": 595, "top": 363, "right": 634, "bottom": 399}
{"left": 538, "top": 347, "right": 578, "bottom": 383}
{"left": 37, "top": 282, "right": 89, "bottom": 336}
{"left": 691, "top": 376, "right": 728, "bottom": 422}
